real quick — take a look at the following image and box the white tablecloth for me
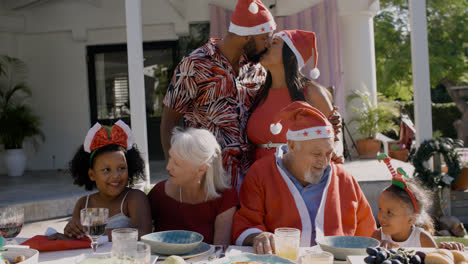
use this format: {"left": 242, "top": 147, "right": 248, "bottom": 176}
{"left": 8, "top": 238, "right": 347, "bottom": 264}
{"left": 9, "top": 238, "right": 159, "bottom": 264}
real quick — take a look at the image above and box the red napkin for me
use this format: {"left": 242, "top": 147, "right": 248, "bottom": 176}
{"left": 21, "top": 235, "right": 91, "bottom": 251}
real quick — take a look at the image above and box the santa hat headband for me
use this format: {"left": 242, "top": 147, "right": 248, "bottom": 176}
{"left": 276, "top": 30, "right": 320, "bottom": 79}
{"left": 270, "top": 101, "right": 334, "bottom": 141}
{"left": 83, "top": 120, "right": 134, "bottom": 153}
{"left": 229, "top": 0, "right": 276, "bottom": 36}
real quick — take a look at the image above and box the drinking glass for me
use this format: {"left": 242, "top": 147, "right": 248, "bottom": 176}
{"left": 274, "top": 227, "right": 301, "bottom": 261}
{"left": 80, "top": 208, "right": 109, "bottom": 253}
{"left": 298, "top": 250, "right": 334, "bottom": 264}
{"left": 110, "top": 242, "right": 150, "bottom": 264}
{"left": 0, "top": 206, "right": 24, "bottom": 244}
{"left": 132, "top": 242, "right": 151, "bottom": 264}
{"left": 111, "top": 228, "right": 138, "bottom": 259}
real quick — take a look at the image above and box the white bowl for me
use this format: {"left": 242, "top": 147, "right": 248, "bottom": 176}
{"left": 2, "top": 247, "right": 39, "bottom": 264}
{"left": 317, "top": 236, "right": 380, "bottom": 260}
{"left": 141, "top": 230, "right": 203, "bottom": 255}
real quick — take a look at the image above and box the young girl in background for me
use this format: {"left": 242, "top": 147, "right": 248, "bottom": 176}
{"left": 372, "top": 154, "right": 437, "bottom": 248}
{"left": 63, "top": 120, "right": 152, "bottom": 240}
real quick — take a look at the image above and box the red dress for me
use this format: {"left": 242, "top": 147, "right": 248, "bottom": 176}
{"left": 147, "top": 180, "right": 239, "bottom": 244}
{"left": 246, "top": 87, "right": 292, "bottom": 160}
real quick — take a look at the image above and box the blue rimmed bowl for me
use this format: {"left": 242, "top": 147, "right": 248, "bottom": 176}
{"left": 317, "top": 236, "right": 380, "bottom": 260}
{"left": 141, "top": 230, "right": 204, "bottom": 255}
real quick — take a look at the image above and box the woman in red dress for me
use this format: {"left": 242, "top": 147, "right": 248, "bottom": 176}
{"left": 247, "top": 30, "right": 341, "bottom": 161}
{"left": 147, "top": 127, "right": 238, "bottom": 245}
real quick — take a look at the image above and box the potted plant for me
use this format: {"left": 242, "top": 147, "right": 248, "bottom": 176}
{"left": 451, "top": 150, "right": 468, "bottom": 191}
{"left": 389, "top": 142, "right": 409, "bottom": 162}
{"left": 347, "top": 90, "right": 399, "bottom": 158}
{"left": 0, "top": 55, "right": 44, "bottom": 176}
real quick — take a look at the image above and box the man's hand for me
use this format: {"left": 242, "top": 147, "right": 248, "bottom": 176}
{"left": 253, "top": 232, "right": 276, "bottom": 255}
{"left": 64, "top": 219, "right": 85, "bottom": 239}
{"left": 331, "top": 151, "right": 344, "bottom": 164}
{"left": 328, "top": 106, "right": 342, "bottom": 142}
{"left": 438, "top": 241, "right": 465, "bottom": 251}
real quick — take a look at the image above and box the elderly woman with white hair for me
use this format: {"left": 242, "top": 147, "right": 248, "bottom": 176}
{"left": 147, "top": 127, "right": 238, "bottom": 245}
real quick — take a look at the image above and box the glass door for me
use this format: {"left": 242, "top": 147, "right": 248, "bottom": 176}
{"left": 86, "top": 42, "right": 177, "bottom": 160}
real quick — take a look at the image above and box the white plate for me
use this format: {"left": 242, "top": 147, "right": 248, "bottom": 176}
{"left": 155, "top": 242, "right": 213, "bottom": 260}
{"left": 1, "top": 247, "right": 39, "bottom": 264}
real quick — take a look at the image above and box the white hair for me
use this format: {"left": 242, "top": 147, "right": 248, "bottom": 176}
{"left": 170, "top": 127, "right": 230, "bottom": 199}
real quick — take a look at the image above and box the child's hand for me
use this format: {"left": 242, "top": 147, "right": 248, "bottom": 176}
{"left": 380, "top": 239, "right": 400, "bottom": 249}
{"left": 47, "top": 233, "right": 76, "bottom": 241}
{"left": 64, "top": 220, "right": 86, "bottom": 239}
{"left": 438, "top": 241, "right": 465, "bottom": 251}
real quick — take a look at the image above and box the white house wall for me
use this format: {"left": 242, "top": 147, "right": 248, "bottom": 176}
{"left": 0, "top": 0, "right": 210, "bottom": 174}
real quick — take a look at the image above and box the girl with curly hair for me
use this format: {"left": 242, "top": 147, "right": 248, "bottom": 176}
{"left": 63, "top": 120, "right": 152, "bottom": 240}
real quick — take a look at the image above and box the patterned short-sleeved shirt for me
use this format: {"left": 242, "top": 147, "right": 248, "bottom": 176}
{"left": 163, "top": 38, "right": 266, "bottom": 188}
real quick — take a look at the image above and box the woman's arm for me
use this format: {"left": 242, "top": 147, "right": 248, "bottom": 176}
{"left": 304, "top": 83, "right": 334, "bottom": 117}
{"left": 213, "top": 207, "right": 237, "bottom": 245}
{"left": 127, "top": 189, "right": 153, "bottom": 240}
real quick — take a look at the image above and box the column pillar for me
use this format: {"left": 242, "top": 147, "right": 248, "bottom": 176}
{"left": 125, "top": 0, "right": 150, "bottom": 189}
{"left": 337, "top": 0, "right": 379, "bottom": 157}
{"left": 409, "top": 0, "right": 433, "bottom": 146}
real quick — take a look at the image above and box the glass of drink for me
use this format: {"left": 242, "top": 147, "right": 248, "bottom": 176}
{"left": 80, "top": 208, "right": 109, "bottom": 253}
{"left": 298, "top": 250, "right": 334, "bottom": 264}
{"left": 274, "top": 227, "right": 300, "bottom": 261}
{"left": 111, "top": 228, "right": 138, "bottom": 259}
{"left": 133, "top": 242, "right": 151, "bottom": 264}
{"left": 0, "top": 206, "right": 24, "bottom": 244}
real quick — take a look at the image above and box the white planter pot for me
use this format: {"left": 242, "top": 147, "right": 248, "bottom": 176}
{"left": 5, "top": 148, "right": 27, "bottom": 177}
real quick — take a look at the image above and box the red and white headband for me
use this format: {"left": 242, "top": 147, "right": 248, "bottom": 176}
{"left": 83, "top": 120, "right": 134, "bottom": 153}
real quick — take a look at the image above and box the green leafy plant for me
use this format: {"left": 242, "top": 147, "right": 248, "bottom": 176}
{"left": 347, "top": 90, "right": 399, "bottom": 139}
{"left": 0, "top": 55, "right": 44, "bottom": 149}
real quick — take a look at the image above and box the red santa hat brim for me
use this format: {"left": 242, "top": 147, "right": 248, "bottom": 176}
{"left": 271, "top": 101, "right": 334, "bottom": 141}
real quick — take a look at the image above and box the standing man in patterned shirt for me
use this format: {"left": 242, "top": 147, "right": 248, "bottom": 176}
{"left": 161, "top": 0, "right": 276, "bottom": 189}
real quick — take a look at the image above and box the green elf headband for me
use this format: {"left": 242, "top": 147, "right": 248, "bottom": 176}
{"left": 378, "top": 153, "right": 419, "bottom": 213}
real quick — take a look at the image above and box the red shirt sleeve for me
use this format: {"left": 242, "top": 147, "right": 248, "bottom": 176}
{"left": 215, "top": 187, "right": 239, "bottom": 216}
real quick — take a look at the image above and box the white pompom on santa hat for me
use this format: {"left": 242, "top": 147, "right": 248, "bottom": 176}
{"left": 229, "top": 0, "right": 276, "bottom": 36}
{"left": 276, "top": 30, "right": 320, "bottom": 79}
{"left": 270, "top": 101, "right": 334, "bottom": 141}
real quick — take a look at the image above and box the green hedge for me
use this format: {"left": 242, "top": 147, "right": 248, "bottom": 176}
{"left": 401, "top": 102, "right": 462, "bottom": 139}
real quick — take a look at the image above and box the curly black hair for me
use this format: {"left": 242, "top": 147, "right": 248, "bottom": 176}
{"left": 383, "top": 178, "right": 435, "bottom": 235}
{"left": 69, "top": 144, "right": 146, "bottom": 191}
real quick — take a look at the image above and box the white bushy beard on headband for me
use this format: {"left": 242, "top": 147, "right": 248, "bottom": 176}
{"left": 303, "top": 166, "right": 325, "bottom": 184}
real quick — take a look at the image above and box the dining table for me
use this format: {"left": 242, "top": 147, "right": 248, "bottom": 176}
{"left": 7, "top": 237, "right": 446, "bottom": 264}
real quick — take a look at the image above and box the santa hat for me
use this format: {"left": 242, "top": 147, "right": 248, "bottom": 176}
{"left": 229, "top": 0, "right": 276, "bottom": 36}
{"left": 276, "top": 30, "right": 320, "bottom": 79}
{"left": 270, "top": 101, "right": 333, "bottom": 141}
